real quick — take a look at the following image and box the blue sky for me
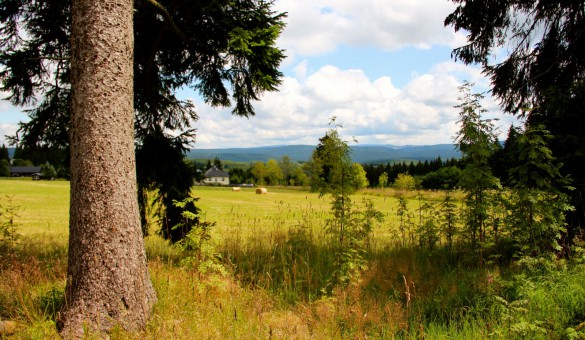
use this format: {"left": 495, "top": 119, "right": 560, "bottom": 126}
{"left": 0, "top": 0, "right": 521, "bottom": 148}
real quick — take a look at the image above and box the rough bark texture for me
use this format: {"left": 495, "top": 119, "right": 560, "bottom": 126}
{"left": 60, "top": 0, "right": 156, "bottom": 336}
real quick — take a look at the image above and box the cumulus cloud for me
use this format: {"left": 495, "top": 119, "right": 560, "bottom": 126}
{"left": 0, "top": 1, "right": 517, "bottom": 150}
{"left": 191, "top": 61, "right": 517, "bottom": 149}
{"left": 0, "top": 123, "right": 18, "bottom": 145}
{"left": 275, "top": 0, "right": 465, "bottom": 59}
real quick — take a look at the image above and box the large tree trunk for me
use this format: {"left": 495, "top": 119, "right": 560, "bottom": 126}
{"left": 60, "top": 0, "right": 156, "bottom": 336}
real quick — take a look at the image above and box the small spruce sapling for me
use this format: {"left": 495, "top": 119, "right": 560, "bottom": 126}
{"left": 0, "top": 195, "right": 21, "bottom": 249}
{"left": 311, "top": 118, "right": 383, "bottom": 291}
{"left": 506, "top": 124, "right": 573, "bottom": 256}
{"left": 439, "top": 190, "right": 459, "bottom": 250}
{"left": 454, "top": 82, "right": 501, "bottom": 250}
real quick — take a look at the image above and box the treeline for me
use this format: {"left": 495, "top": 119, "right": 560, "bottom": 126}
{"left": 363, "top": 157, "right": 463, "bottom": 189}
{"left": 362, "top": 130, "right": 531, "bottom": 191}
{"left": 194, "top": 156, "right": 312, "bottom": 187}
{"left": 0, "top": 144, "right": 66, "bottom": 178}
{"left": 194, "top": 154, "right": 369, "bottom": 190}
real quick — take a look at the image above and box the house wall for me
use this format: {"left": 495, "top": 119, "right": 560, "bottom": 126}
{"left": 203, "top": 176, "right": 230, "bottom": 185}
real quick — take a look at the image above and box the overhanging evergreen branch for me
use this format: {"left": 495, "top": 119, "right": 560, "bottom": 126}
{"left": 141, "top": 0, "right": 189, "bottom": 42}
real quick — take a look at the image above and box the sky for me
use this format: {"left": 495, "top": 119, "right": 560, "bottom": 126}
{"left": 0, "top": 0, "right": 521, "bottom": 149}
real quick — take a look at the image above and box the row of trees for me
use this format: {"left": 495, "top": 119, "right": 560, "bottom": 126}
{"left": 363, "top": 158, "right": 463, "bottom": 189}
{"left": 223, "top": 154, "right": 369, "bottom": 189}
{"left": 453, "top": 82, "right": 571, "bottom": 256}
{"left": 0, "top": 144, "right": 61, "bottom": 179}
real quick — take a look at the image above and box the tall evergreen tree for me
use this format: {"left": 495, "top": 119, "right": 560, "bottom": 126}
{"left": 1, "top": 0, "right": 286, "bottom": 241}
{"left": 60, "top": 0, "right": 155, "bottom": 335}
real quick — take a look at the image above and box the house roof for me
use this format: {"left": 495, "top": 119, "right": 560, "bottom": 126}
{"left": 204, "top": 166, "right": 229, "bottom": 178}
{"left": 10, "top": 166, "right": 42, "bottom": 174}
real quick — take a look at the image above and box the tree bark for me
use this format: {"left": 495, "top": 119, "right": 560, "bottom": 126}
{"left": 60, "top": 0, "right": 156, "bottom": 336}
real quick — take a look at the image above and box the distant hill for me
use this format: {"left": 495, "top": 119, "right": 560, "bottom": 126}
{"left": 187, "top": 144, "right": 461, "bottom": 164}
{"left": 6, "top": 144, "right": 460, "bottom": 164}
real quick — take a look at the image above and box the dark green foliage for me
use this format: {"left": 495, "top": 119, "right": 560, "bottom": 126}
{"left": 228, "top": 167, "right": 252, "bottom": 185}
{"left": 310, "top": 128, "right": 355, "bottom": 195}
{"left": 1, "top": 0, "right": 285, "bottom": 144}
{"left": 445, "top": 1, "right": 585, "bottom": 114}
{"left": 212, "top": 157, "right": 223, "bottom": 170}
{"left": 489, "top": 126, "right": 521, "bottom": 186}
{"left": 0, "top": 159, "right": 9, "bottom": 177}
{"left": 11, "top": 145, "right": 67, "bottom": 172}
{"left": 421, "top": 166, "right": 462, "bottom": 190}
{"left": 363, "top": 157, "right": 463, "bottom": 188}
{"left": 40, "top": 162, "right": 57, "bottom": 179}
{"left": 136, "top": 133, "right": 198, "bottom": 242}
{"left": 0, "top": 144, "right": 9, "bottom": 162}
{"left": 10, "top": 159, "right": 33, "bottom": 166}
{"left": 505, "top": 125, "right": 573, "bottom": 256}
{"left": 508, "top": 124, "right": 566, "bottom": 191}
{"left": 445, "top": 0, "right": 585, "bottom": 234}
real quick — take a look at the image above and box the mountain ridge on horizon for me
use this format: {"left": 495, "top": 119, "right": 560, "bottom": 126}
{"left": 187, "top": 143, "right": 461, "bottom": 164}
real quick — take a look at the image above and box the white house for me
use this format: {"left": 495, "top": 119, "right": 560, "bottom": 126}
{"left": 203, "top": 166, "right": 230, "bottom": 185}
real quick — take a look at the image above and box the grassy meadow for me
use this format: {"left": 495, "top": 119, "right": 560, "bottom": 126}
{"left": 2, "top": 178, "right": 585, "bottom": 339}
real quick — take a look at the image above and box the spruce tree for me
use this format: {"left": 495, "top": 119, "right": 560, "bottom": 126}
{"left": 445, "top": 0, "right": 585, "bottom": 234}
{"left": 454, "top": 83, "right": 501, "bottom": 250}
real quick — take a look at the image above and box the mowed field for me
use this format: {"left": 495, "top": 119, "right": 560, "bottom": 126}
{"left": 0, "top": 178, "right": 69, "bottom": 239}
{"left": 193, "top": 186, "right": 410, "bottom": 246}
{"left": 2, "top": 178, "right": 452, "bottom": 245}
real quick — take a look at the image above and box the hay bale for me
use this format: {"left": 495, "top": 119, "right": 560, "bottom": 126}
{"left": 232, "top": 187, "right": 241, "bottom": 192}
{"left": 256, "top": 187, "right": 268, "bottom": 194}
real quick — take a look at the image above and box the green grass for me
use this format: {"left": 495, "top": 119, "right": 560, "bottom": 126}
{"left": 2, "top": 178, "right": 585, "bottom": 339}
{"left": 0, "top": 178, "right": 69, "bottom": 238}
{"left": 192, "top": 185, "right": 450, "bottom": 246}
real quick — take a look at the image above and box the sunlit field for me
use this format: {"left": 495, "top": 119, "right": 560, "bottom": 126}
{"left": 2, "top": 178, "right": 585, "bottom": 339}
{"left": 0, "top": 178, "right": 69, "bottom": 238}
{"left": 193, "top": 185, "right": 423, "bottom": 246}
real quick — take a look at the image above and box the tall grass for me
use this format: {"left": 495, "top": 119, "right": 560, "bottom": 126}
{"left": 2, "top": 179, "right": 585, "bottom": 338}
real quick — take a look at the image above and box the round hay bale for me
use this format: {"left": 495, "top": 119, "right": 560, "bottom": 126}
{"left": 256, "top": 187, "right": 268, "bottom": 194}
{"left": 232, "top": 187, "right": 241, "bottom": 192}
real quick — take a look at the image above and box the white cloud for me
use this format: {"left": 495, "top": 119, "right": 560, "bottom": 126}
{"left": 275, "top": 0, "right": 463, "bottom": 58}
{"left": 0, "top": 123, "right": 17, "bottom": 145}
{"left": 191, "top": 61, "right": 517, "bottom": 149}
{"left": 0, "top": 1, "right": 519, "bottom": 151}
